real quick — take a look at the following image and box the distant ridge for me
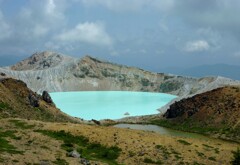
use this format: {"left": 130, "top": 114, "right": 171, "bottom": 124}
{"left": 161, "top": 64, "right": 240, "bottom": 80}
{"left": 0, "top": 51, "right": 239, "bottom": 97}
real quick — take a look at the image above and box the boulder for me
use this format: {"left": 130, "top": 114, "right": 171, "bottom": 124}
{"left": 28, "top": 93, "right": 39, "bottom": 107}
{"left": 67, "top": 150, "right": 80, "bottom": 158}
{"left": 0, "top": 72, "right": 6, "bottom": 76}
{"left": 42, "top": 91, "right": 53, "bottom": 104}
{"left": 80, "top": 158, "right": 90, "bottom": 165}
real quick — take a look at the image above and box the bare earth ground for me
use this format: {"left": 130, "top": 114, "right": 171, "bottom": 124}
{"left": 0, "top": 118, "right": 239, "bottom": 165}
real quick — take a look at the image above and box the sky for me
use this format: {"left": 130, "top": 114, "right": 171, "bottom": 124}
{"left": 0, "top": 0, "right": 240, "bottom": 71}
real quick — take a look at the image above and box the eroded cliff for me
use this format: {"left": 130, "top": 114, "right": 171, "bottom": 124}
{"left": 1, "top": 51, "right": 239, "bottom": 96}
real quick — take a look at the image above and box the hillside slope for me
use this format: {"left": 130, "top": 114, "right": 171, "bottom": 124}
{"left": 152, "top": 86, "right": 240, "bottom": 142}
{"left": 0, "top": 118, "right": 238, "bottom": 165}
{"left": 0, "top": 77, "right": 77, "bottom": 122}
{"left": 0, "top": 51, "right": 239, "bottom": 96}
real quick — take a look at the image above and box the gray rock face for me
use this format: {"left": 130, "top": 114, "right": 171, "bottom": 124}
{"left": 28, "top": 93, "right": 39, "bottom": 107}
{"left": 0, "top": 72, "right": 6, "bottom": 76}
{"left": 11, "top": 51, "right": 67, "bottom": 71}
{"left": 0, "top": 51, "right": 239, "bottom": 98}
{"left": 67, "top": 150, "right": 80, "bottom": 158}
{"left": 42, "top": 91, "right": 53, "bottom": 104}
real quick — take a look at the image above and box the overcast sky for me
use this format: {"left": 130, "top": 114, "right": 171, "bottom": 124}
{"left": 0, "top": 0, "right": 240, "bottom": 71}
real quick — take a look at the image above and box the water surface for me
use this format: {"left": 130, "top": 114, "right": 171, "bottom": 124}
{"left": 114, "top": 124, "right": 209, "bottom": 140}
{"left": 50, "top": 91, "right": 176, "bottom": 120}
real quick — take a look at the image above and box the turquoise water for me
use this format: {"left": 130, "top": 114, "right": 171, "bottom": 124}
{"left": 50, "top": 91, "right": 177, "bottom": 120}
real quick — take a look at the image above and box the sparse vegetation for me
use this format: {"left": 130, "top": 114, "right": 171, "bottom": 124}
{"left": 0, "top": 78, "right": 76, "bottom": 122}
{"left": 0, "top": 129, "right": 23, "bottom": 154}
{"left": 143, "top": 158, "right": 162, "bottom": 164}
{"left": 208, "top": 156, "right": 216, "bottom": 161}
{"left": 141, "top": 78, "right": 150, "bottom": 86}
{"left": 159, "top": 81, "right": 182, "bottom": 93}
{"left": 193, "top": 161, "right": 205, "bottom": 165}
{"left": 153, "top": 86, "right": 240, "bottom": 143}
{"left": 231, "top": 148, "right": 240, "bottom": 165}
{"left": 155, "top": 145, "right": 171, "bottom": 159}
{"left": 128, "top": 151, "right": 135, "bottom": 157}
{"left": 195, "top": 150, "right": 205, "bottom": 158}
{"left": 177, "top": 139, "right": 191, "bottom": 145}
{"left": 0, "top": 102, "right": 11, "bottom": 110}
{"left": 52, "top": 158, "right": 69, "bottom": 165}
{"left": 37, "top": 130, "right": 121, "bottom": 164}
{"left": 214, "top": 148, "right": 220, "bottom": 154}
{"left": 9, "top": 119, "right": 35, "bottom": 129}
{"left": 202, "top": 144, "right": 214, "bottom": 148}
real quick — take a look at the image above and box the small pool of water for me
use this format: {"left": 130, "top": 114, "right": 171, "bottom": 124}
{"left": 114, "top": 124, "right": 209, "bottom": 140}
{"left": 50, "top": 91, "right": 176, "bottom": 120}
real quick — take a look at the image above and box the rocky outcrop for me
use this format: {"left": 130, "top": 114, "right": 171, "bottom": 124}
{"left": 162, "top": 86, "right": 240, "bottom": 142}
{"left": 42, "top": 91, "right": 53, "bottom": 104}
{"left": 10, "top": 51, "right": 73, "bottom": 71}
{"left": 0, "top": 72, "right": 6, "bottom": 76}
{"left": 28, "top": 93, "right": 39, "bottom": 107}
{"left": 0, "top": 78, "right": 78, "bottom": 122}
{"left": 67, "top": 150, "right": 80, "bottom": 158}
{"left": 0, "top": 51, "right": 239, "bottom": 96}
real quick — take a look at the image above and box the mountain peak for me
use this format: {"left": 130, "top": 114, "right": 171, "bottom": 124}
{"left": 11, "top": 51, "right": 74, "bottom": 71}
{"left": 81, "top": 55, "right": 106, "bottom": 63}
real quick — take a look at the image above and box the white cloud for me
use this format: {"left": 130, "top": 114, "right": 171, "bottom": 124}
{"left": 81, "top": 0, "right": 146, "bottom": 11}
{"left": 16, "top": 0, "right": 66, "bottom": 40}
{"left": 171, "top": 0, "right": 240, "bottom": 40}
{"left": 56, "top": 22, "right": 112, "bottom": 46}
{"left": 46, "top": 0, "right": 56, "bottom": 14}
{"left": 44, "top": 0, "right": 65, "bottom": 21}
{"left": 0, "top": 11, "right": 11, "bottom": 40}
{"left": 81, "top": 0, "right": 174, "bottom": 12}
{"left": 152, "top": 0, "right": 175, "bottom": 12}
{"left": 184, "top": 40, "right": 210, "bottom": 52}
{"left": 32, "top": 24, "right": 49, "bottom": 37}
{"left": 233, "top": 51, "right": 240, "bottom": 58}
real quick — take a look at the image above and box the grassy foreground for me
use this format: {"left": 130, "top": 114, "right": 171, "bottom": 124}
{"left": 0, "top": 118, "right": 239, "bottom": 165}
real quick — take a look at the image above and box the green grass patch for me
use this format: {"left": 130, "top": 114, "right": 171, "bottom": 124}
{"left": 0, "top": 129, "right": 24, "bottom": 154}
{"left": 177, "top": 140, "right": 191, "bottom": 145}
{"left": 0, "top": 157, "right": 4, "bottom": 163}
{"left": 52, "top": 158, "right": 69, "bottom": 165}
{"left": 0, "top": 130, "right": 17, "bottom": 139}
{"left": 143, "top": 158, "right": 162, "bottom": 164}
{"left": 193, "top": 161, "right": 205, "bottom": 165}
{"left": 214, "top": 148, "right": 220, "bottom": 154}
{"left": 195, "top": 150, "right": 205, "bottom": 158}
{"left": 208, "top": 156, "right": 216, "bottom": 161}
{"left": 37, "top": 130, "right": 121, "bottom": 165}
{"left": 231, "top": 148, "right": 240, "bottom": 165}
{"left": 8, "top": 119, "right": 35, "bottom": 129}
{"left": 0, "top": 102, "right": 11, "bottom": 110}
{"left": 0, "top": 137, "right": 23, "bottom": 154}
